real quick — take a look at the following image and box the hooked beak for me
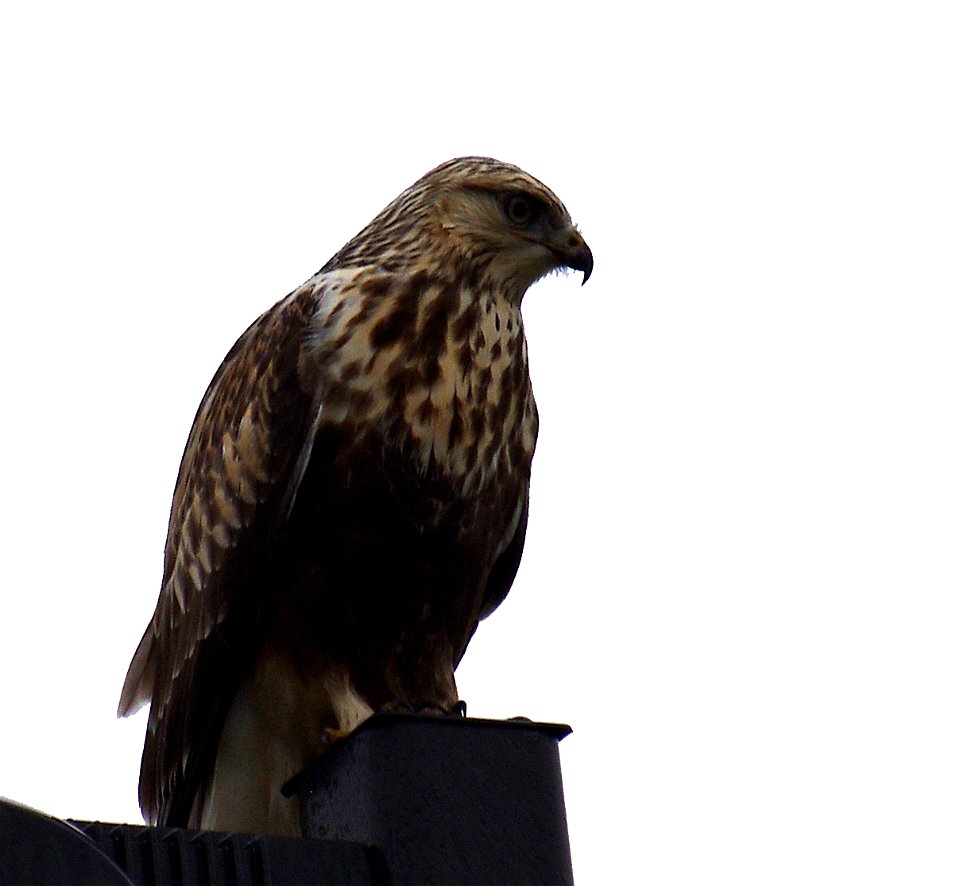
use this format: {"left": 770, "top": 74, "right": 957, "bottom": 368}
{"left": 549, "top": 228, "right": 593, "bottom": 285}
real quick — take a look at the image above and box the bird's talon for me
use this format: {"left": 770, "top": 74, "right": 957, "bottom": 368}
{"left": 321, "top": 727, "right": 351, "bottom": 746}
{"left": 379, "top": 699, "right": 417, "bottom": 715}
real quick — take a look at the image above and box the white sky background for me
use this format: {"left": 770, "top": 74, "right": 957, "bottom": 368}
{"left": 1, "top": 2, "right": 958, "bottom": 883}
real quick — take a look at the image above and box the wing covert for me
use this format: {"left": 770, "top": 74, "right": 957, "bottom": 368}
{"left": 118, "top": 281, "right": 327, "bottom": 824}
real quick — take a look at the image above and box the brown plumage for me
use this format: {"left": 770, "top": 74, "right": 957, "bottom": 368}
{"left": 118, "top": 156, "right": 593, "bottom": 835}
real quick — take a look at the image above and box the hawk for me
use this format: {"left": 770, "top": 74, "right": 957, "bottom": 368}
{"left": 118, "top": 157, "right": 593, "bottom": 836}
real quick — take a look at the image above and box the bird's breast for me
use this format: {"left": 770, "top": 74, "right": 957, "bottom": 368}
{"left": 305, "top": 269, "right": 538, "bottom": 490}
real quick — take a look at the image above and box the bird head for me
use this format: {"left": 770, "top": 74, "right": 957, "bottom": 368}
{"left": 326, "top": 157, "right": 592, "bottom": 300}
{"left": 427, "top": 157, "right": 593, "bottom": 297}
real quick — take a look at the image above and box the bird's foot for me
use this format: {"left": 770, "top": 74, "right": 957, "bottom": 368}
{"left": 378, "top": 699, "right": 417, "bottom": 715}
{"left": 378, "top": 699, "right": 467, "bottom": 718}
{"left": 321, "top": 726, "right": 351, "bottom": 747}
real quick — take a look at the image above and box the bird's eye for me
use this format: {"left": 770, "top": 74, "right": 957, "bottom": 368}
{"left": 503, "top": 194, "right": 539, "bottom": 228}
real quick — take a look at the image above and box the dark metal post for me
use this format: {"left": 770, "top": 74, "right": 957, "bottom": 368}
{"left": 291, "top": 713, "right": 574, "bottom": 886}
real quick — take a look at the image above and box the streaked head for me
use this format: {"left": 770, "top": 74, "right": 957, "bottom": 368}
{"left": 326, "top": 157, "right": 592, "bottom": 298}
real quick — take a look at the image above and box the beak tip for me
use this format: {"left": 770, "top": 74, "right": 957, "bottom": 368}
{"left": 567, "top": 241, "right": 593, "bottom": 286}
{"left": 550, "top": 232, "right": 593, "bottom": 286}
{"left": 577, "top": 246, "right": 594, "bottom": 286}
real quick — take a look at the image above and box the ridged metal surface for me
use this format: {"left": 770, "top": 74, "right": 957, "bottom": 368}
{"left": 69, "top": 821, "right": 385, "bottom": 886}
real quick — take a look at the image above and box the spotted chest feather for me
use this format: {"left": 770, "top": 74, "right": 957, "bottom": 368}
{"left": 304, "top": 267, "right": 538, "bottom": 490}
